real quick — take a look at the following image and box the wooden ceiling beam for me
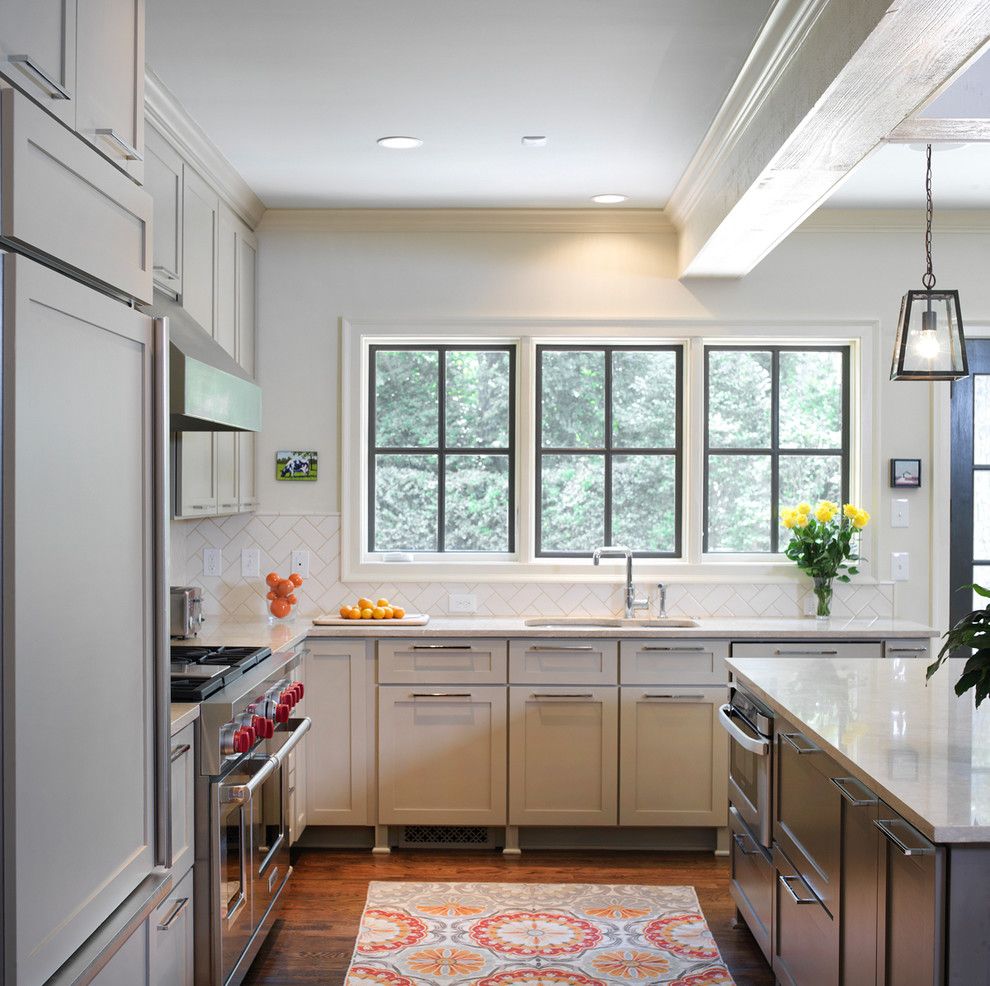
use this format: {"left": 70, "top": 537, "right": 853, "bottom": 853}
{"left": 665, "top": 0, "right": 990, "bottom": 279}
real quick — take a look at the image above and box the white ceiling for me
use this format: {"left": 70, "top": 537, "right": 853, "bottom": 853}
{"left": 145, "top": 0, "right": 772, "bottom": 209}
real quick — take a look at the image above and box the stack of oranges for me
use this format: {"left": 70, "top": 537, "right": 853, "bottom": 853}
{"left": 339, "top": 597, "right": 406, "bottom": 620}
{"left": 265, "top": 571, "right": 304, "bottom": 619}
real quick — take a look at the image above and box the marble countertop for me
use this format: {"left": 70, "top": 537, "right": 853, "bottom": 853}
{"left": 169, "top": 702, "right": 199, "bottom": 736}
{"left": 727, "top": 656, "right": 990, "bottom": 844}
{"left": 175, "top": 614, "right": 935, "bottom": 646}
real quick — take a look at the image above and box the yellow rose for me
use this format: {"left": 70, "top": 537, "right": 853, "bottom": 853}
{"left": 796, "top": 502, "right": 812, "bottom": 516}
{"left": 853, "top": 509, "right": 870, "bottom": 529}
{"left": 795, "top": 513, "right": 809, "bottom": 528}
{"left": 814, "top": 500, "right": 838, "bottom": 524}
{"left": 780, "top": 508, "right": 796, "bottom": 529}
{"left": 843, "top": 503, "right": 858, "bottom": 519}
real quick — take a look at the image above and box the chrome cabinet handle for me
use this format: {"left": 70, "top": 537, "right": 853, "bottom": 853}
{"left": 528, "top": 645, "right": 595, "bottom": 652}
{"left": 157, "top": 896, "right": 190, "bottom": 931}
{"left": 94, "top": 128, "right": 144, "bottom": 161}
{"left": 169, "top": 743, "right": 191, "bottom": 764}
{"left": 410, "top": 692, "right": 472, "bottom": 698}
{"left": 717, "top": 704, "right": 769, "bottom": 755}
{"left": 411, "top": 644, "right": 474, "bottom": 651}
{"left": 780, "top": 731, "right": 821, "bottom": 755}
{"left": 733, "top": 832, "right": 760, "bottom": 856}
{"left": 874, "top": 818, "right": 936, "bottom": 856}
{"left": 531, "top": 692, "right": 595, "bottom": 699}
{"left": 642, "top": 646, "right": 706, "bottom": 652}
{"left": 153, "top": 265, "right": 179, "bottom": 281}
{"left": 779, "top": 873, "right": 819, "bottom": 905}
{"left": 644, "top": 693, "right": 704, "bottom": 699}
{"left": 886, "top": 647, "right": 927, "bottom": 654}
{"left": 8, "top": 54, "right": 70, "bottom": 98}
{"left": 774, "top": 649, "right": 838, "bottom": 656}
{"left": 831, "top": 776, "right": 877, "bottom": 806}
{"left": 220, "top": 501, "right": 237, "bottom": 509}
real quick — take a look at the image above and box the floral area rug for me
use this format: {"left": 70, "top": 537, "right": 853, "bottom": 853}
{"left": 344, "top": 881, "right": 736, "bottom": 986}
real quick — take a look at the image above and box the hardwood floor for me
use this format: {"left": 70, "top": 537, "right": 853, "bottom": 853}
{"left": 243, "top": 849, "right": 775, "bottom": 985}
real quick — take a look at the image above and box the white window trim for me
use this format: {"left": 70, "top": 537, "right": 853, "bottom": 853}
{"left": 340, "top": 317, "right": 879, "bottom": 584}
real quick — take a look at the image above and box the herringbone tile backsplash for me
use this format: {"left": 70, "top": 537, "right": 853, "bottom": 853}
{"left": 173, "top": 514, "right": 895, "bottom": 621}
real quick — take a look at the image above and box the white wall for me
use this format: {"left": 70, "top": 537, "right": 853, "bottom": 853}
{"left": 243, "top": 215, "right": 988, "bottom": 623}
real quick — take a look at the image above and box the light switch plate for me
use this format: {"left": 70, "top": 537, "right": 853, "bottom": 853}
{"left": 891, "top": 552, "right": 910, "bottom": 581}
{"left": 290, "top": 550, "right": 310, "bottom": 578}
{"left": 449, "top": 593, "right": 478, "bottom": 614}
{"left": 891, "top": 498, "right": 909, "bottom": 528}
{"left": 203, "top": 547, "right": 222, "bottom": 577}
{"left": 241, "top": 548, "right": 260, "bottom": 578}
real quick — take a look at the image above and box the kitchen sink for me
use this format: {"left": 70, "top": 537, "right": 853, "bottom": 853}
{"left": 523, "top": 617, "right": 700, "bottom": 629}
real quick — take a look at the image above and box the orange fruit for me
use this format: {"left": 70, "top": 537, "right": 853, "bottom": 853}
{"left": 265, "top": 572, "right": 280, "bottom": 588}
{"left": 270, "top": 598, "right": 291, "bottom": 618}
{"left": 392, "top": 606, "right": 406, "bottom": 619}
{"left": 360, "top": 607, "right": 373, "bottom": 620}
{"left": 372, "top": 607, "right": 385, "bottom": 619}
{"left": 289, "top": 573, "right": 304, "bottom": 587}
{"left": 383, "top": 606, "right": 394, "bottom": 619}
{"left": 376, "top": 598, "right": 389, "bottom": 608}
{"left": 348, "top": 607, "right": 362, "bottom": 620}
{"left": 266, "top": 591, "right": 276, "bottom": 601}
{"left": 275, "top": 579, "right": 294, "bottom": 598}
{"left": 287, "top": 593, "right": 298, "bottom": 605}
{"left": 339, "top": 605, "right": 351, "bottom": 618}
{"left": 358, "top": 597, "right": 373, "bottom": 609}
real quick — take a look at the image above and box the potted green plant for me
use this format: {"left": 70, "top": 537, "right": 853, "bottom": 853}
{"left": 926, "top": 584, "right": 990, "bottom": 706}
{"left": 779, "top": 501, "right": 870, "bottom": 620}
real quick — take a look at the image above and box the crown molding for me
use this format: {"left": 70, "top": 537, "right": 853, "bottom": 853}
{"left": 144, "top": 67, "right": 266, "bottom": 228}
{"left": 259, "top": 208, "right": 674, "bottom": 235}
{"left": 802, "top": 208, "right": 990, "bottom": 233}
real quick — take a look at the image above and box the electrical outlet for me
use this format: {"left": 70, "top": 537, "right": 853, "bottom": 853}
{"left": 449, "top": 593, "right": 477, "bottom": 614}
{"left": 290, "top": 550, "right": 310, "bottom": 579}
{"left": 891, "top": 552, "right": 910, "bottom": 582}
{"left": 203, "top": 548, "right": 222, "bottom": 578}
{"left": 891, "top": 498, "right": 909, "bottom": 528}
{"left": 241, "top": 548, "right": 260, "bottom": 577}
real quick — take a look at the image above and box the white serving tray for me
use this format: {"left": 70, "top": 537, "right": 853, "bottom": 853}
{"left": 312, "top": 613, "right": 430, "bottom": 626}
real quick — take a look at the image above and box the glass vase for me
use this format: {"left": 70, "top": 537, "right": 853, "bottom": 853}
{"left": 813, "top": 576, "right": 833, "bottom": 621}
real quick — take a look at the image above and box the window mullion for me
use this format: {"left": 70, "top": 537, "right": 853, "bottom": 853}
{"left": 770, "top": 348, "right": 781, "bottom": 553}
{"left": 604, "top": 348, "right": 613, "bottom": 547}
{"left": 437, "top": 347, "right": 446, "bottom": 553}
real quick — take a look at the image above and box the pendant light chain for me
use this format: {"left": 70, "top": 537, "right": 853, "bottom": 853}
{"left": 923, "top": 143, "right": 936, "bottom": 290}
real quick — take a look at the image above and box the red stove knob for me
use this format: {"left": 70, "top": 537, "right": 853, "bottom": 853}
{"left": 252, "top": 715, "right": 269, "bottom": 738}
{"left": 232, "top": 729, "right": 251, "bottom": 754}
{"left": 289, "top": 683, "right": 302, "bottom": 704}
{"left": 244, "top": 725, "right": 257, "bottom": 745}
{"left": 281, "top": 689, "right": 296, "bottom": 708}
{"left": 295, "top": 682, "right": 305, "bottom": 700}
{"left": 275, "top": 703, "right": 290, "bottom": 723}
{"left": 260, "top": 718, "right": 274, "bottom": 738}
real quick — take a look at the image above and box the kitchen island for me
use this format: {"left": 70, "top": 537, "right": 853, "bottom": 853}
{"left": 726, "top": 656, "right": 990, "bottom": 986}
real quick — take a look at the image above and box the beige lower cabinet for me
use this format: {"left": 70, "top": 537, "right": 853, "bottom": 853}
{"left": 287, "top": 646, "right": 308, "bottom": 842}
{"left": 508, "top": 685, "right": 618, "bottom": 826}
{"left": 305, "top": 640, "right": 373, "bottom": 827}
{"left": 619, "top": 686, "right": 728, "bottom": 826}
{"left": 379, "top": 685, "right": 507, "bottom": 824}
{"left": 148, "top": 868, "right": 194, "bottom": 986}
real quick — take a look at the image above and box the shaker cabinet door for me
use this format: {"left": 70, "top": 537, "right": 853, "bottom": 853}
{"left": 145, "top": 125, "right": 184, "bottom": 295}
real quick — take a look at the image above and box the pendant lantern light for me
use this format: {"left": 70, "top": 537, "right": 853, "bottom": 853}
{"left": 890, "top": 144, "right": 968, "bottom": 381}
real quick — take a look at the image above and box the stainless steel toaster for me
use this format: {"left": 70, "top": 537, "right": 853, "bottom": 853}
{"left": 170, "top": 586, "right": 204, "bottom": 638}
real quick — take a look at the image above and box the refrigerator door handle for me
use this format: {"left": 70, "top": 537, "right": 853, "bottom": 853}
{"left": 153, "top": 316, "right": 172, "bottom": 868}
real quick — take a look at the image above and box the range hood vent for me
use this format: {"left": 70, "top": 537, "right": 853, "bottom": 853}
{"left": 147, "top": 291, "right": 262, "bottom": 433}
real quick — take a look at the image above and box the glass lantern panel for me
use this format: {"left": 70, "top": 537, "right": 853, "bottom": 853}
{"left": 892, "top": 290, "right": 966, "bottom": 379}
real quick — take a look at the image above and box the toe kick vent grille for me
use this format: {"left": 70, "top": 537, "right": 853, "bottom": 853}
{"left": 399, "top": 825, "right": 494, "bottom": 849}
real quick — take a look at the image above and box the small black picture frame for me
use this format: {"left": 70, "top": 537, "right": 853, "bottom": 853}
{"left": 890, "top": 458, "right": 921, "bottom": 489}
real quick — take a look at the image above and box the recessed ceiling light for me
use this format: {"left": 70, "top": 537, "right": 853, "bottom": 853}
{"left": 521, "top": 135, "right": 548, "bottom": 147}
{"left": 591, "top": 193, "right": 628, "bottom": 204}
{"left": 377, "top": 136, "right": 423, "bottom": 149}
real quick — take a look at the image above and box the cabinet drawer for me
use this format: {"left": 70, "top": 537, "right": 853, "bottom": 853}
{"left": 620, "top": 638, "right": 728, "bottom": 685}
{"left": 730, "top": 806, "right": 772, "bottom": 963}
{"left": 0, "top": 88, "right": 153, "bottom": 302}
{"left": 378, "top": 638, "right": 507, "bottom": 683}
{"left": 509, "top": 638, "right": 617, "bottom": 684}
{"left": 149, "top": 867, "right": 194, "bottom": 986}
{"left": 169, "top": 723, "right": 195, "bottom": 876}
{"left": 884, "top": 638, "right": 931, "bottom": 660}
{"left": 732, "top": 640, "right": 882, "bottom": 660}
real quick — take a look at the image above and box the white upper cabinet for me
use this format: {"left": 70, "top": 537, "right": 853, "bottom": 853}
{"left": 237, "top": 230, "right": 257, "bottom": 377}
{"left": 216, "top": 204, "right": 238, "bottom": 359}
{"left": 180, "top": 164, "right": 218, "bottom": 335}
{"left": 0, "top": 0, "right": 77, "bottom": 127}
{"left": 75, "top": 0, "right": 144, "bottom": 182}
{"left": 145, "top": 126, "right": 183, "bottom": 295}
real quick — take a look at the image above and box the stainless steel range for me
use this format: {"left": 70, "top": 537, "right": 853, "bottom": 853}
{"left": 173, "top": 643, "right": 310, "bottom": 986}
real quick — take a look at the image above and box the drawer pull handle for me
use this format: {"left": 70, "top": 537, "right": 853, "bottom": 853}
{"left": 886, "top": 647, "right": 927, "bottom": 654}
{"left": 874, "top": 818, "right": 936, "bottom": 856}
{"left": 773, "top": 649, "right": 839, "bottom": 656}
{"left": 410, "top": 692, "right": 472, "bottom": 698}
{"left": 411, "top": 645, "right": 474, "bottom": 651}
{"left": 153, "top": 265, "right": 179, "bottom": 281}
{"left": 157, "top": 896, "right": 190, "bottom": 931}
{"left": 831, "top": 776, "right": 877, "bottom": 806}
{"left": 531, "top": 692, "right": 595, "bottom": 699}
{"left": 528, "top": 645, "right": 596, "bottom": 653}
{"left": 733, "top": 832, "right": 760, "bottom": 856}
{"left": 644, "top": 693, "right": 704, "bottom": 700}
{"left": 642, "top": 646, "right": 706, "bottom": 652}
{"left": 780, "top": 731, "right": 821, "bottom": 755}
{"left": 169, "top": 743, "right": 191, "bottom": 764}
{"left": 94, "top": 128, "right": 144, "bottom": 161}
{"left": 8, "top": 55, "right": 70, "bottom": 98}
{"left": 778, "top": 874, "right": 819, "bottom": 905}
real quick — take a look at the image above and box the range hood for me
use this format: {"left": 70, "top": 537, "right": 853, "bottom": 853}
{"left": 147, "top": 291, "right": 262, "bottom": 433}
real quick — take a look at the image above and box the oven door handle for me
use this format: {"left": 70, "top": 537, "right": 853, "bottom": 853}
{"left": 718, "top": 704, "right": 770, "bottom": 755}
{"left": 222, "top": 717, "right": 312, "bottom": 804}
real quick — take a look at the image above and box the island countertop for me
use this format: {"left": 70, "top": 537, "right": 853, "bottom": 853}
{"left": 727, "top": 656, "right": 990, "bottom": 844}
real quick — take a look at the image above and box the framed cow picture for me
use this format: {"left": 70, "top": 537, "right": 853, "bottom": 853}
{"left": 276, "top": 450, "right": 318, "bottom": 481}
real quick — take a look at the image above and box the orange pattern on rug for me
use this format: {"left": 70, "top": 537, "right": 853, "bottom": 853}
{"left": 344, "top": 882, "right": 735, "bottom": 985}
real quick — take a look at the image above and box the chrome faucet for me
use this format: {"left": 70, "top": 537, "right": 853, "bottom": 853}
{"left": 592, "top": 545, "right": 649, "bottom": 619}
